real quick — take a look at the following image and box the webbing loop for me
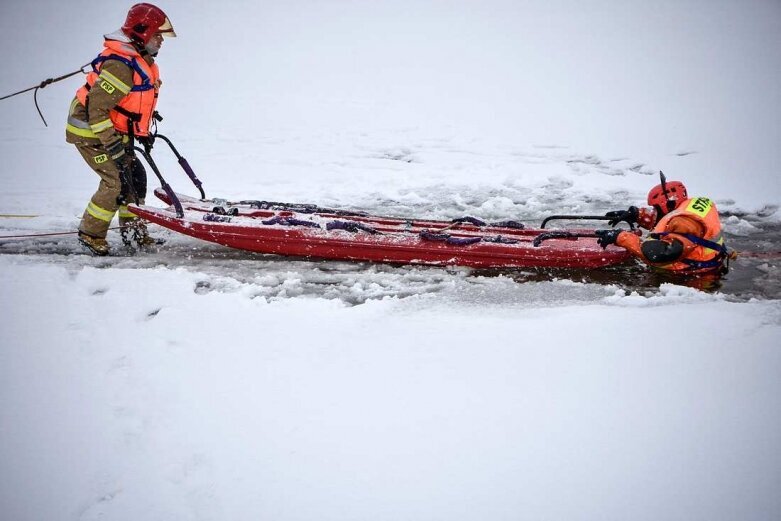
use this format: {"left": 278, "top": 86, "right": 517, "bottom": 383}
{"left": 326, "top": 221, "right": 379, "bottom": 234}
{"left": 261, "top": 216, "right": 321, "bottom": 228}
{"left": 419, "top": 231, "right": 481, "bottom": 246}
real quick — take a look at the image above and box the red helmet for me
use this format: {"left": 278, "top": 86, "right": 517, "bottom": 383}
{"left": 122, "top": 3, "right": 176, "bottom": 45}
{"left": 648, "top": 179, "right": 687, "bottom": 215}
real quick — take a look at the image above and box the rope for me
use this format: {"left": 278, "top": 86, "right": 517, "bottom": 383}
{"left": 0, "top": 226, "right": 122, "bottom": 240}
{"left": 733, "top": 251, "right": 781, "bottom": 259}
{"left": 0, "top": 63, "right": 91, "bottom": 127}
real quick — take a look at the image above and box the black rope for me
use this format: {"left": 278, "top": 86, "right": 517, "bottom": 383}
{"left": 0, "top": 63, "right": 91, "bottom": 126}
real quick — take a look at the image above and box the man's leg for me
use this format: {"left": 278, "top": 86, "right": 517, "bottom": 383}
{"left": 75, "top": 141, "right": 123, "bottom": 254}
{"left": 118, "top": 156, "right": 161, "bottom": 246}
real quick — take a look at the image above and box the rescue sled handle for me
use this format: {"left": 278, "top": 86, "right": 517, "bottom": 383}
{"left": 541, "top": 215, "right": 635, "bottom": 229}
{"left": 532, "top": 231, "right": 598, "bottom": 247}
{"left": 153, "top": 133, "right": 206, "bottom": 200}
{"left": 134, "top": 146, "right": 185, "bottom": 218}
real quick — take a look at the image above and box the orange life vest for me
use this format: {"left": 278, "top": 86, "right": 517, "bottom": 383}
{"left": 649, "top": 196, "right": 727, "bottom": 272}
{"left": 76, "top": 39, "right": 160, "bottom": 137}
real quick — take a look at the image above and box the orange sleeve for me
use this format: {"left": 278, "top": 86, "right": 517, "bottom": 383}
{"left": 615, "top": 230, "right": 644, "bottom": 258}
{"left": 666, "top": 215, "right": 706, "bottom": 236}
{"left": 662, "top": 215, "right": 705, "bottom": 257}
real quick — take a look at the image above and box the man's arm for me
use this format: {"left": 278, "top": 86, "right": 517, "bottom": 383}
{"left": 616, "top": 214, "right": 706, "bottom": 264}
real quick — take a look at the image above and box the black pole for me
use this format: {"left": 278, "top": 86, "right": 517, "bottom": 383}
{"left": 154, "top": 133, "right": 206, "bottom": 199}
{"left": 540, "top": 214, "right": 637, "bottom": 230}
{"left": 533, "top": 231, "right": 599, "bottom": 247}
{"left": 134, "top": 146, "right": 184, "bottom": 218}
{"left": 540, "top": 215, "right": 615, "bottom": 229}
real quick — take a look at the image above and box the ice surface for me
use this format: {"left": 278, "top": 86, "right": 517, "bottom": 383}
{"left": 1, "top": 1, "right": 780, "bottom": 520}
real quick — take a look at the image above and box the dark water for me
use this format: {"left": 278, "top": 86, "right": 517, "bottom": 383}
{"left": 2, "top": 218, "right": 780, "bottom": 303}
{"left": 485, "top": 220, "right": 781, "bottom": 300}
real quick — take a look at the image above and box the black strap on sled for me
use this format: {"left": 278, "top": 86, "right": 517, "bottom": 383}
{"left": 261, "top": 216, "right": 321, "bottom": 228}
{"left": 326, "top": 221, "right": 380, "bottom": 234}
{"left": 419, "top": 231, "right": 481, "bottom": 246}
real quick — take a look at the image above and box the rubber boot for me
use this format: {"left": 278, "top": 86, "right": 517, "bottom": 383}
{"left": 78, "top": 232, "right": 110, "bottom": 256}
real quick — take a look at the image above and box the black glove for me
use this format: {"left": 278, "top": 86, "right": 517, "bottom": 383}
{"left": 605, "top": 205, "right": 639, "bottom": 227}
{"left": 595, "top": 229, "right": 623, "bottom": 249}
{"left": 107, "top": 140, "right": 135, "bottom": 205}
{"left": 138, "top": 135, "right": 155, "bottom": 153}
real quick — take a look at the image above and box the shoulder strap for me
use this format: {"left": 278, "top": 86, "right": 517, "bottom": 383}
{"left": 91, "top": 54, "right": 154, "bottom": 92}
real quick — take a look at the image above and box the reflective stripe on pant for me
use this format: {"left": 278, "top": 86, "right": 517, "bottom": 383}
{"left": 75, "top": 141, "right": 147, "bottom": 238}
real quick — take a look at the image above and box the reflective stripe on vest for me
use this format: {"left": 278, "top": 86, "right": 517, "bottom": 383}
{"left": 66, "top": 98, "right": 98, "bottom": 138}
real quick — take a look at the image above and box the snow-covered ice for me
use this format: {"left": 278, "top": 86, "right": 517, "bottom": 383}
{"left": 1, "top": 1, "right": 780, "bottom": 520}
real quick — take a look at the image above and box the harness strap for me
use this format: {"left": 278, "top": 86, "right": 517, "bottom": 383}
{"left": 113, "top": 105, "right": 142, "bottom": 122}
{"left": 680, "top": 257, "right": 725, "bottom": 270}
{"left": 81, "top": 53, "right": 151, "bottom": 135}
{"left": 652, "top": 231, "right": 729, "bottom": 271}
{"left": 91, "top": 54, "right": 154, "bottom": 91}
{"left": 651, "top": 231, "right": 728, "bottom": 255}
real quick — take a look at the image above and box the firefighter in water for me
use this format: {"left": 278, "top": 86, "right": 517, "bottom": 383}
{"left": 594, "top": 173, "right": 730, "bottom": 275}
{"left": 67, "top": 3, "right": 175, "bottom": 255}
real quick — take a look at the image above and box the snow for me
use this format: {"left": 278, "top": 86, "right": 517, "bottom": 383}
{"left": 2, "top": 259, "right": 780, "bottom": 520}
{"left": 1, "top": 0, "right": 781, "bottom": 520}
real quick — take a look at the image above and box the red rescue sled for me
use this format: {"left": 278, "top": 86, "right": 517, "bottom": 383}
{"left": 127, "top": 189, "right": 631, "bottom": 269}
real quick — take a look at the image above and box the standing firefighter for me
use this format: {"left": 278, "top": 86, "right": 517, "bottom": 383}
{"left": 594, "top": 173, "right": 730, "bottom": 276}
{"left": 67, "top": 3, "right": 175, "bottom": 255}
